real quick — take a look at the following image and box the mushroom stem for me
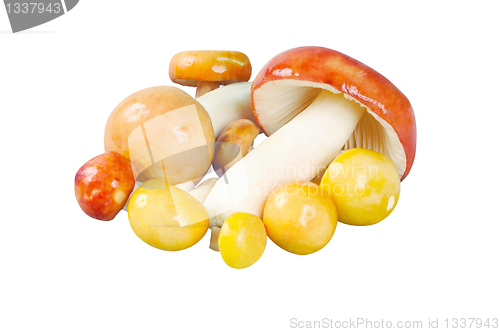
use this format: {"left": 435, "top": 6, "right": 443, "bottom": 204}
{"left": 196, "top": 81, "right": 221, "bottom": 98}
{"left": 186, "top": 178, "right": 220, "bottom": 250}
{"left": 196, "top": 82, "right": 256, "bottom": 138}
{"left": 203, "top": 90, "right": 365, "bottom": 246}
{"left": 188, "top": 178, "right": 217, "bottom": 203}
{"left": 209, "top": 227, "right": 221, "bottom": 251}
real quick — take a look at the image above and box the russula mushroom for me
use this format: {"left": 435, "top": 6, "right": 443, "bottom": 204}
{"left": 203, "top": 46, "right": 416, "bottom": 246}
{"left": 75, "top": 152, "right": 135, "bottom": 221}
{"left": 213, "top": 119, "right": 261, "bottom": 176}
{"left": 104, "top": 86, "right": 215, "bottom": 185}
{"left": 169, "top": 50, "right": 252, "bottom": 98}
{"left": 252, "top": 47, "right": 416, "bottom": 179}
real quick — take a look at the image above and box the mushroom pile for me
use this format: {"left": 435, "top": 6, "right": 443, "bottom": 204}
{"left": 75, "top": 47, "right": 416, "bottom": 268}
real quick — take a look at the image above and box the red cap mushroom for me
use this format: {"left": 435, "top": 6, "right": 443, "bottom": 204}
{"left": 252, "top": 46, "right": 416, "bottom": 180}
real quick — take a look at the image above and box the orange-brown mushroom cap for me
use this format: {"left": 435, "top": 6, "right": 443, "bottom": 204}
{"left": 169, "top": 51, "right": 252, "bottom": 86}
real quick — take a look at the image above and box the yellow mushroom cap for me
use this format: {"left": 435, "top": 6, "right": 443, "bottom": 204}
{"left": 169, "top": 50, "right": 252, "bottom": 86}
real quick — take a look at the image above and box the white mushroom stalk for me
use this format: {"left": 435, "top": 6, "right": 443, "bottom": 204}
{"left": 253, "top": 81, "right": 407, "bottom": 176}
{"left": 188, "top": 178, "right": 217, "bottom": 203}
{"left": 186, "top": 177, "right": 219, "bottom": 249}
{"left": 196, "top": 82, "right": 256, "bottom": 138}
{"left": 203, "top": 90, "right": 365, "bottom": 232}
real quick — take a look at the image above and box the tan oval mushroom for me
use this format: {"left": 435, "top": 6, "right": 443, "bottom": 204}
{"left": 169, "top": 50, "right": 252, "bottom": 98}
{"left": 104, "top": 86, "right": 215, "bottom": 185}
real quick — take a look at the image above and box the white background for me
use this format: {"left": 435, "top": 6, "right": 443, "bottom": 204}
{"left": 1, "top": 1, "right": 499, "bottom": 331}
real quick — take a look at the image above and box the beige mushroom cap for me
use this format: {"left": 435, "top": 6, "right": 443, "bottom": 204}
{"left": 169, "top": 50, "right": 251, "bottom": 86}
{"left": 104, "top": 86, "right": 215, "bottom": 185}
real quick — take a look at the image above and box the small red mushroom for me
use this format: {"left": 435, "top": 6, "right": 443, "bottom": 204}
{"left": 75, "top": 152, "right": 135, "bottom": 221}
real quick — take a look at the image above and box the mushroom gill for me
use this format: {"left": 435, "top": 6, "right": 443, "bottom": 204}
{"left": 252, "top": 80, "right": 406, "bottom": 178}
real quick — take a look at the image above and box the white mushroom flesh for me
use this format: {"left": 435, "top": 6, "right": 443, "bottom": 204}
{"left": 253, "top": 80, "right": 407, "bottom": 177}
{"left": 188, "top": 178, "right": 218, "bottom": 203}
{"left": 196, "top": 82, "right": 256, "bottom": 138}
